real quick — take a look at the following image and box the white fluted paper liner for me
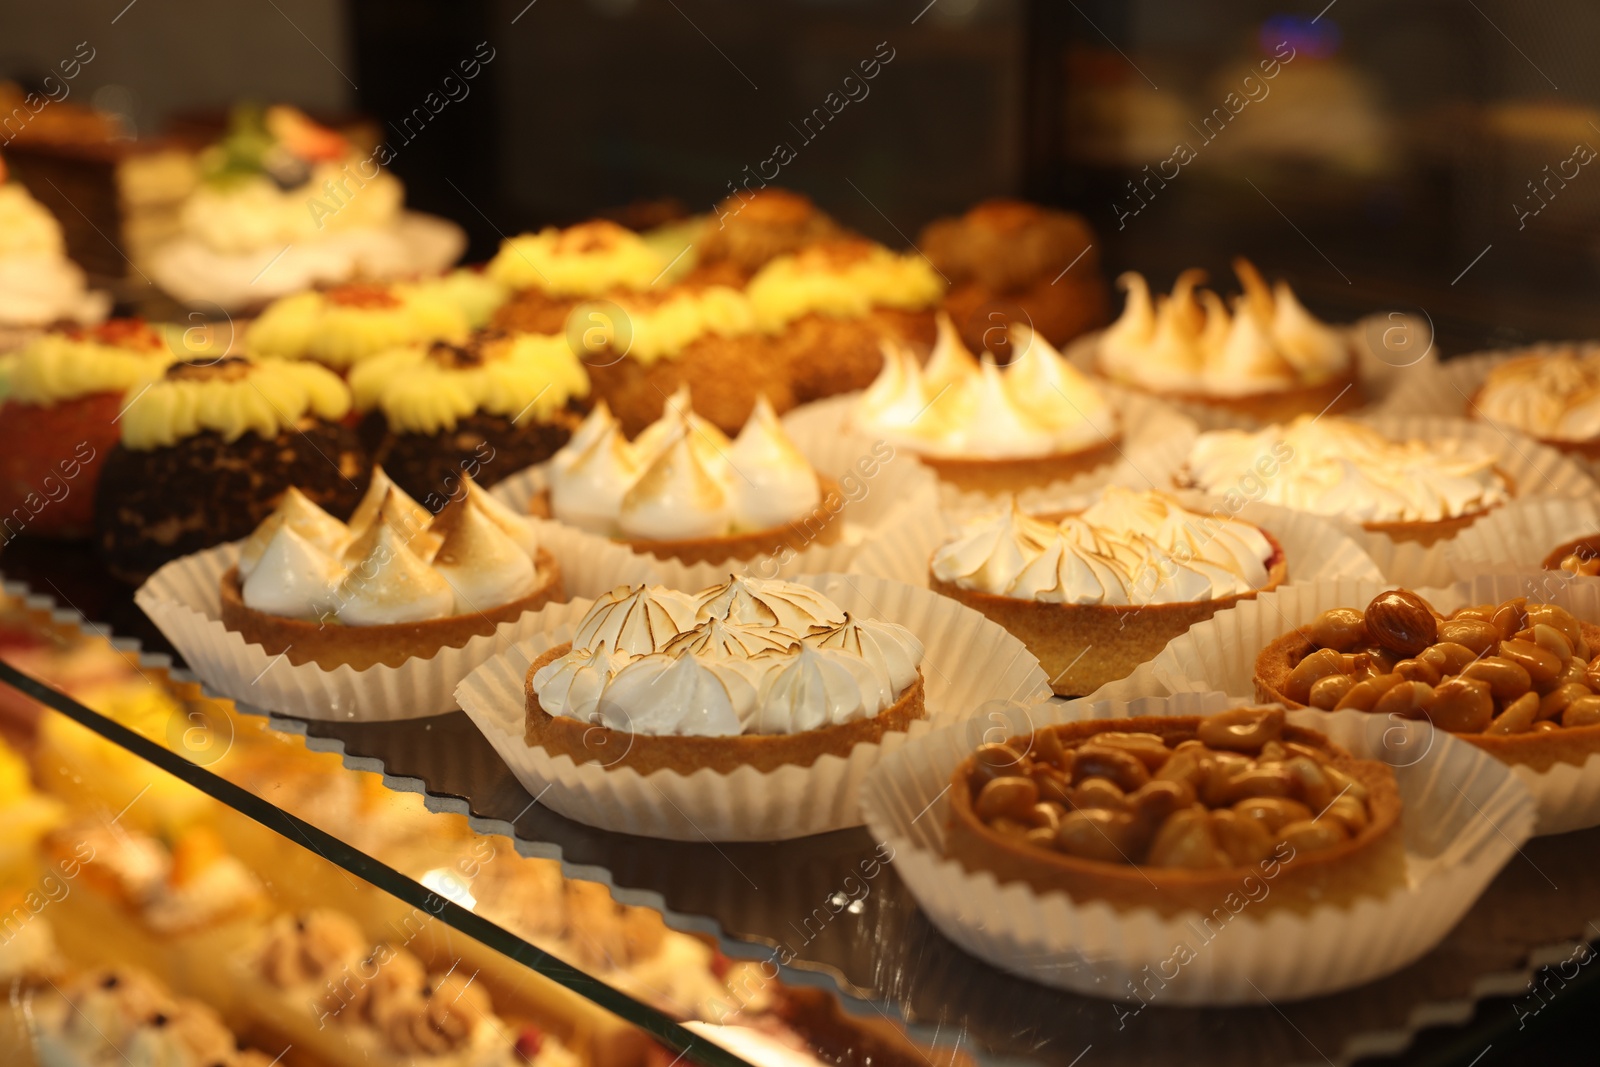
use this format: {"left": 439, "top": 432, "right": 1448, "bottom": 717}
{"left": 1095, "top": 573, "right": 1600, "bottom": 834}
{"left": 860, "top": 693, "right": 1532, "bottom": 1004}
{"left": 779, "top": 384, "right": 1199, "bottom": 514}
{"left": 1444, "top": 496, "right": 1600, "bottom": 578}
{"left": 1063, "top": 312, "right": 1436, "bottom": 433}
{"left": 848, "top": 493, "right": 1383, "bottom": 590}
{"left": 1382, "top": 348, "right": 1600, "bottom": 483}
{"left": 453, "top": 573, "right": 1052, "bottom": 841}
{"left": 132, "top": 524, "right": 661, "bottom": 722}
{"left": 490, "top": 433, "right": 944, "bottom": 589}
{"left": 1260, "top": 414, "right": 1597, "bottom": 589}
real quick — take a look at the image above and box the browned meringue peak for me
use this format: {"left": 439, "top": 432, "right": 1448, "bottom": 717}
{"left": 258, "top": 910, "right": 367, "bottom": 990}
{"left": 341, "top": 486, "right": 443, "bottom": 565}
{"left": 348, "top": 466, "right": 434, "bottom": 541}
{"left": 662, "top": 616, "right": 800, "bottom": 658}
{"left": 237, "top": 485, "right": 350, "bottom": 578}
{"left": 335, "top": 520, "right": 457, "bottom": 625}
{"left": 692, "top": 575, "right": 846, "bottom": 636}
{"left": 616, "top": 428, "right": 730, "bottom": 541}
{"left": 922, "top": 312, "right": 981, "bottom": 392}
{"left": 430, "top": 495, "right": 537, "bottom": 615}
{"left": 571, "top": 584, "right": 699, "bottom": 656}
{"left": 462, "top": 474, "right": 540, "bottom": 555}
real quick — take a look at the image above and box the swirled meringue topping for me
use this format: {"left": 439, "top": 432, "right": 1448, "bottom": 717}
{"left": 1098, "top": 260, "right": 1352, "bottom": 397}
{"left": 6, "top": 320, "right": 173, "bottom": 405}
{"left": 238, "top": 471, "right": 545, "bottom": 626}
{"left": 1183, "top": 415, "right": 1511, "bottom": 524}
{"left": 931, "top": 488, "right": 1276, "bottom": 605}
{"left": 532, "top": 577, "right": 922, "bottom": 737}
{"left": 1474, "top": 347, "right": 1600, "bottom": 443}
{"left": 548, "top": 388, "right": 820, "bottom": 539}
{"left": 855, "top": 314, "right": 1115, "bottom": 460}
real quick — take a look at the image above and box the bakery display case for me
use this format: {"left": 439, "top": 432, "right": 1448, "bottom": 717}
{"left": 5, "top": 1, "right": 1600, "bottom": 1065}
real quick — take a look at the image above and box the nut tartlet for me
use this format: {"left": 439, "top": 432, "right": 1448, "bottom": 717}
{"left": 930, "top": 489, "right": 1287, "bottom": 696}
{"left": 1095, "top": 260, "right": 1364, "bottom": 424}
{"left": 1546, "top": 533, "right": 1600, "bottom": 577}
{"left": 523, "top": 577, "right": 926, "bottom": 775}
{"left": 855, "top": 314, "right": 1120, "bottom": 494}
{"left": 1470, "top": 345, "right": 1600, "bottom": 461}
{"left": 919, "top": 198, "right": 1110, "bottom": 358}
{"left": 1254, "top": 589, "right": 1600, "bottom": 772}
{"left": 1180, "top": 415, "right": 1514, "bottom": 547}
{"left": 945, "top": 707, "right": 1403, "bottom": 917}
{"left": 220, "top": 471, "right": 563, "bottom": 670}
{"left": 538, "top": 388, "right": 840, "bottom": 565}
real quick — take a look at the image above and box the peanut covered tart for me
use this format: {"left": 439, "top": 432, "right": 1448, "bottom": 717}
{"left": 1182, "top": 416, "right": 1512, "bottom": 546}
{"left": 1472, "top": 346, "right": 1600, "bottom": 460}
{"left": 946, "top": 707, "right": 1403, "bottom": 917}
{"left": 930, "top": 488, "right": 1286, "bottom": 696}
{"left": 524, "top": 577, "right": 925, "bottom": 774}
{"left": 541, "top": 386, "right": 838, "bottom": 565}
{"left": 1255, "top": 589, "right": 1600, "bottom": 771}
{"left": 856, "top": 314, "right": 1119, "bottom": 493}
{"left": 221, "top": 469, "right": 562, "bottom": 670}
{"left": 1096, "top": 260, "right": 1362, "bottom": 423}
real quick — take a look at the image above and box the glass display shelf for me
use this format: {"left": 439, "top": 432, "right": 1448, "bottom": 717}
{"left": 4, "top": 536, "right": 1600, "bottom": 1067}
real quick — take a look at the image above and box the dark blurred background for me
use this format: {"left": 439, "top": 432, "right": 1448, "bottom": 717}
{"left": 2, "top": 0, "right": 1598, "bottom": 351}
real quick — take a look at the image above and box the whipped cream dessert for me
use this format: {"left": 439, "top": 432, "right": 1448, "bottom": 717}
{"left": 238, "top": 470, "right": 545, "bottom": 624}
{"left": 255, "top": 909, "right": 578, "bottom": 1067}
{"left": 546, "top": 386, "right": 821, "bottom": 540}
{"left": 932, "top": 488, "right": 1277, "bottom": 604}
{"left": 1474, "top": 348, "right": 1600, "bottom": 444}
{"left": 855, "top": 314, "right": 1116, "bottom": 459}
{"left": 532, "top": 577, "right": 924, "bottom": 737}
{"left": 0, "top": 171, "right": 109, "bottom": 334}
{"left": 1184, "top": 416, "right": 1511, "bottom": 525}
{"left": 1098, "top": 260, "right": 1352, "bottom": 396}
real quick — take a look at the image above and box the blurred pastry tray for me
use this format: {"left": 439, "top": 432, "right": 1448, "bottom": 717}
{"left": 5, "top": 539, "right": 1600, "bottom": 1067}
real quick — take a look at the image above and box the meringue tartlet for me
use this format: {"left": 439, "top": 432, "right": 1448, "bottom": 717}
{"left": 348, "top": 327, "right": 589, "bottom": 505}
{"left": 1096, "top": 261, "right": 1363, "bottom": 424}
{"left": 855, "top": 315, "right": 1120, "bottom": 493}
{"left": 1471, "top": 346, "right": 1600, "bottom": 460}
{"left": 524, "top": 577, "right": 926, "bottom": 774}
{"left": 919, "top": 199, "right": 1110, "bottom": 358}
{"left": 945, "top": 708, "right": 1403, "bottom": 917}
{"left": 93, "top": 356, "right": 369, "bottom": 582}
{"left": 220, "top": 470, "right": 563, "bottom": 670}
{"left": 539, "top": 387, "right": 840, "bottom": 565}
{"left": 929, "top": 488, "right": 1286, "bottom": 695}
{"left": 0, "top": 320, "right": 173, "bottom": 539}
{"left": 1180, "top": 416, "right": 1513, "bottom": 546}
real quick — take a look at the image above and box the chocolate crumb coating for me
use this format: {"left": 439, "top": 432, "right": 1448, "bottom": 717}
{"left": 373, "top": 406, "right": 583, "bottom": 510}
{"left": 94, "top": 422, "right": 369, "bottom": 582}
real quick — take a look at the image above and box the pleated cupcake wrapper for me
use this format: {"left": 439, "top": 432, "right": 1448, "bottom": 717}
{"left": 848, "top": 494, "right": 1384, "bottom": 591}
{"left": 1442, "top": 490, "right": 1600, "bottom": 579}
{"left": 132, "top": 525, "right": 662, "bottom": 722}
{"left": 860, "top": 694, "right": 1533, "bottom": 1004}
{"left": 779, "top": 386, "right": 1198, "bottom": 517}
{"left": 490, "top": 433, "right": 945, "bottom": 589}
{"left": 1093, "top": 573, "right": 1600, "bottom": 835}
{"left": 1273, "top": 413, "right": 1596, "bottom": 590}
{"left": 1381, "top": 349, "right": 1600, "bottom": 483}
{"left": 1062, "top": 312, "right": 1436, "bottom": 433}
{"left": 454, "top": 573, "right": 1052, "bottom": 841}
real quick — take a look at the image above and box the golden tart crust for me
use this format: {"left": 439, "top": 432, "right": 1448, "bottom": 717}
{"left": 945, "top": 715, "right": 1404, "bottom": 918}
{"left": 219, "top": 551, "right": 564, "bottom": 671}
{"left": 1100, "top": 359, "right": 1364, "bottom": 425}
{"left": 522, "top": 641, "right": 926, "bottom": 774}
{"left": 916, "top": 435, "right": 1121, "bottom": 494}
{"left": 930, "top": 526, "right": 1287, "bottom": 697}
{"left": 531, "top": 474, "right": 843, "bottom": 566}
